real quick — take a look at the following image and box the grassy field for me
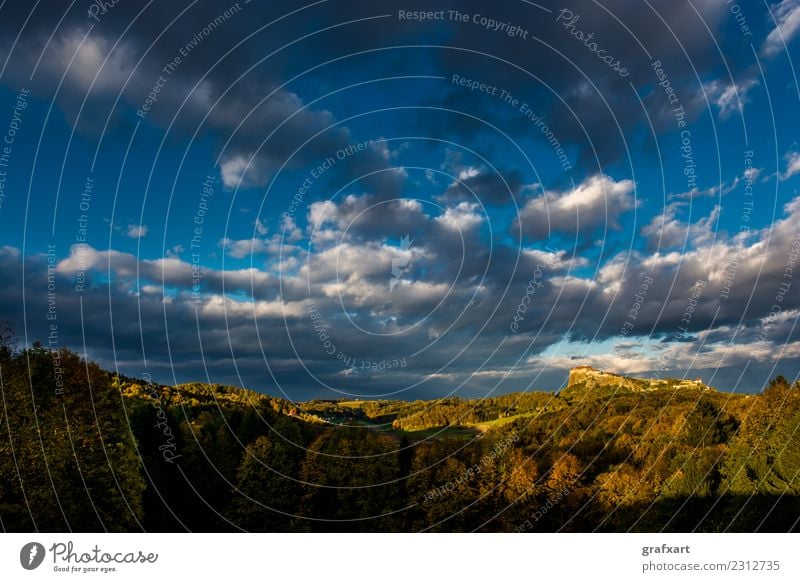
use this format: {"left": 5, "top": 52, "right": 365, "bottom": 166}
{"left": 317, "top": 415, "right": 480, "bottom": 442}
{"left": 469, "top": 411, "right": 540, "bottom": 432}
{"left": 400, "top": 425, "right": 481, "bottom": 442}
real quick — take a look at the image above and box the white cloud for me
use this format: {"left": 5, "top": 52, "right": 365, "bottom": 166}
{"left": 522, "top": 248, "right": 588, "bottom": 271}
{"left": 641, "top": 202, "right": 720, "bottom": 249}
{"left": 280, "top": 215, "right": 303, "bottom": 242}
{"left": 541, "top": 336, "right": 800, "bottom": 377}
{"left": 126, "top": 224, "right": 148, "bottom": 239}
{"left": 703, "top": 77, "right": 759, "bottom": 119}
{"left": 55, "top": 244, "right": 277, "bottom": 292}
{"left": 516, "top": 174, "right": 636, "bottom": 238}
{"left": 308, "top": 199, "right": 342, "bottom": 229}
{"left": 166, "top": 245, "right": 185, "bottom": 258}
{"left": 744, "top": 166, "right": 763, "bottom": 181}
{"left": 220, "top": 237, "right": 268, "bottom": 259}
{"left": 320, "top": 278, "right": 449, "bottom": 310}
{"left": 220, "top": 155, "right": 270, "bottom": 189}
{"left": 305, "top": 194, "right": 430, "bottom": 249}
{"left": 670, "top": 166, "right": 763, "bottom": 201}
{"left": 198, "top": 294, "right": 306, "bottom": 319}
{"left": 780, "top": 149, "right": 800, "bottom": 181}
{"left": 762, "top": 0, "right": 800, "bottom": 57}
{"left": 668, "top": 179, "right": 738, "bottom": 200}
{"left": 303, "top": 241, "right": 399, "bottom": 283}
{"left": 457, "top": 167, "right": 480, "bottom": 180}
{"left": 56, "top": 245, "right": 137, "bottom": 276}
{"left": 435, "top": 202, "right": 483, "bottom": 232}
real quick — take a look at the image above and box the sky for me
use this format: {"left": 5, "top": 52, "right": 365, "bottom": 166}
{"left": 0, "top": 0, "right": 799, "bottom": 400}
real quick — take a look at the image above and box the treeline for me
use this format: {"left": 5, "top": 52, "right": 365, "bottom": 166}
{"left": 301, "top": 392, "right": 566, "bottom": 430}
{"left": 390, "top": 392, "right": 566, "bottom": 430}
{"left": 0, "top": 343, "right": 145, "bottom": 531}
{"left": 1, "top": 336, "right": 799, "bottom": 532}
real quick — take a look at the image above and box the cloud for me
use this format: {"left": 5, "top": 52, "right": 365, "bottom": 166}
{"left": 437, "top": 165, "right": 525, "bottom": 205}
{"left": 435, "top": 202, "right": 484, "bottom": 232}
{"left": 0, "top": 0, "right": 746, "bottom": 178}
{"left": 1, "top": 0, "right": 796, "bottom": 398}
{"left": 126, "top": 224, "right": 149, "bottom": 239}
{"left": 0, "top": 6, "right": 352, "bottom": 189}
{"left": 326, "top": 139, "right": 409, "bottom": 200}
{"left": 762, "top": 0, "right": 800, "bottom": 57}
{"left": 218, "top": 158, "right": 248, "bottom": 189}
{"left": 166, "top": 245, "right": 185, "bottom": 258}
{"left": 48, "top": 30, "right": 135, "bottom": 94}
{"left": 220, "top": 237, "right": 269, "bottom": 259}
{"left": 541, "top": 336, "right": 800, "bottom": 379}
{"left": 420, "top": 0, "right": 735, "bottom": 170}
{"left": 744, "top": 166, "right": 763, "bottom": 182}
{"left": 54, "top": 244, "right": 280, "bottom": 297}
{"left": 780, "top": 149, "right": 800, "bottom": 181}
{"left": 703, "top": 77, "right": 759, "bottom": 119}
{"left": 668, "top": 172, "right": 748, "bottom": 201}
{"left": 515, "top": 175, "right": 636, "bottom": 239}
{"left": 307, "top": 194, "right": 430, "bottom": 248}
{"left": 641, "top": 202, "right": 720, "bottom": 250}
{"left": 280, "top": 215, "right": 303, "bottom": 242}
{"left": 214, "top": 88, "right": 348, "bottom": 190}
{"left": 6, "top": 187, "right": 800, "bottom": 397}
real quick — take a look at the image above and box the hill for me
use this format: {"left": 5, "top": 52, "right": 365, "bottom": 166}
{"left": 561, "top": 365, "right": 711, "bottom": 400}
{"left": 1, "top": 345, "right": 799, "bottom": 533}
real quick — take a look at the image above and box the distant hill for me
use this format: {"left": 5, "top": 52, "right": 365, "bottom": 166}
{"left": 561, "top": 365, "right": 711, "bottom": 400}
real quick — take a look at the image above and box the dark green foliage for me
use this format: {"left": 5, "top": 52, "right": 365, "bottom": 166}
{"left": 0, "top": 346, "right": 144, "bottom": 531}
{"left": 297, "top": 427, "right": 402, "bottom": 531}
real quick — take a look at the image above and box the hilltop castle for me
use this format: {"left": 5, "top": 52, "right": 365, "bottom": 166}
{"left": 567, "top": 365, "right": 707, "bottom": 392}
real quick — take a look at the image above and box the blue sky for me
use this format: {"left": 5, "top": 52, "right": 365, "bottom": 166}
{"left": 1, "top": 0, "right": 800, "bottom": 399}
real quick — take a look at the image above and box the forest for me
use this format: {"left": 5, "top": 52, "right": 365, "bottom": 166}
{"left": 1, "top": 331, "right": 799, "bottom": 532}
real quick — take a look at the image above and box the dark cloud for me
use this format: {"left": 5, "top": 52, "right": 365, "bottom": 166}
{"left": 3, "top": 188, "right": 800, "bottom": 397}
{"left": 437, "top": 165, "right": 525, "bottom": 205}
{"left": 0, "top": 0, "right": 765, "bottom": 178}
